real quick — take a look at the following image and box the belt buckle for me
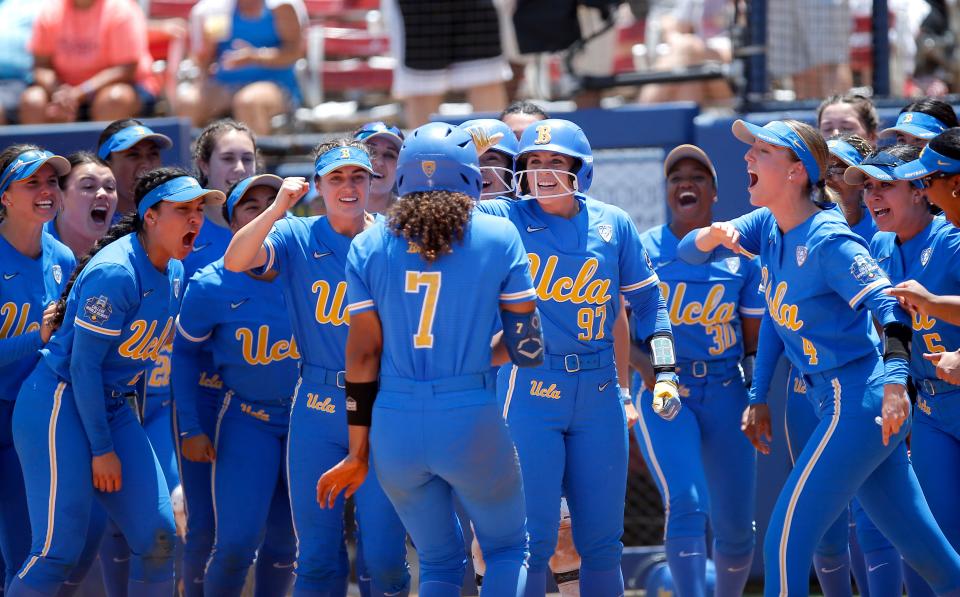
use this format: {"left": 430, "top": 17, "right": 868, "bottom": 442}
{"left": 336, "top": 370, "right": 346, "bottom": 389}
{"left": 922, "top": 379, "right": 937, "bottom": 396}
{"left": 564, "top": 354, "right": 581, "bottom": 373}
{"left": 691, "top": 361, "right": 708, "bottom": 378}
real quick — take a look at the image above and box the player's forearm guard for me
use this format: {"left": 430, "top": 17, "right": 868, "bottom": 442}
{"left": 882, "top": 322, "right": 911, "bottom": 363}
{"left": 501, "top": 308, "right": 545, "bottom": 367}
{"left": 646, "top": 332, "right": 678, "bottom": 376}
{"left": 345, "top": 380, "right": 379, "bottom": 427}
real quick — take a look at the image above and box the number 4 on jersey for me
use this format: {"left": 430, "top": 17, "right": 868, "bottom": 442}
{"left": 405, "top": 271, "right": 441, "bottom": 348}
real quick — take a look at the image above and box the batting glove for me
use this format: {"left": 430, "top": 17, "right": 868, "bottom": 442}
{"left": 652, "top": 371, "right": 681, "bottom": 421}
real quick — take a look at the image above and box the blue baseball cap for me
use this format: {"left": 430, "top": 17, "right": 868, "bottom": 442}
{"left": 0, "top": 149, "right": 71, "bottom": 196}
{"left": 879, "top": 111, "right": 948, "bottom": 140}
{"left": 138, "top": 176, "right": 225, "bottom": 218}
{"left": 354, "top": 122, "right": 405, "bottom": 150}
{"left": 314, "top": 145, "right": 375, "bottom": 177}
{"left": 732, "top": 119, "right": 821, "bottom": 183}
{"left": 98, "top": 125, "right": 173, "bottom": 160}
{"left": 892, "top": 142, "right": 960, "bottom": 180}
{"left": 827, "top": 138, "right": 865, "bottom": 167}
{"left": 226, "top": 174, "right": 283, "bottom": 220}
{"left": 844, "top": 151, "right": 924, "bottom": 188}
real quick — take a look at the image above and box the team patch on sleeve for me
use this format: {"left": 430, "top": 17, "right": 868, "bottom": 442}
{"left": 83, "top": 295, "right": 113, "bottom": 324}
{"left": 849, "top": 254, "right": 887, "bottom": 285}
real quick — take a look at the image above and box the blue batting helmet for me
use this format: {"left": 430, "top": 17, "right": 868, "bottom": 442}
{"left": 396, "top": 122, "right": 483, "bottom": 199}
{"left": 458, "top": 119, "right": 519, "bottom": 160}
{"left": 516, "top": 118, "right": 593, "bottom": 191}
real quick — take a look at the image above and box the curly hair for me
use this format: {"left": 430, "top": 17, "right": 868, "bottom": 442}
{"left": 833, "top": 133, "right": 873, "bottom": 159}
{"left": 387, "top": 191, "right": 474, "bottom": 263}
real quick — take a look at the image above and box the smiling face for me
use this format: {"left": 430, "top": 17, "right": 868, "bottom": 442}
{"left": 3, "top": 163, "right": 62, "bottom": 225}
{"left": 862, "top": 176, "right": 926, "bottom": 234}
{"left": 523, "top": 151, "right": 576, "bottom": 201}
{"left": 820, "top": 103, "right": 872, "bottom": 143}
{"left": 59, "top": 162, "right": 118, "bottom": 245}
{"left": 201, "top": 129, "right": 257, "bottom": 193}
{"left": 666, "top": 158, "right": 715, "bottom": 227}
{"left": 744, "top": 140, "right": 803, "bottom": 206}
{"left": 479, "top": 150, "right": 513, "bottom": 198}
{"left": 229, "top": 185, "right": 276, "bottom": 232}
{"left": 145, "top": 197, "right": 206, "bottom": 261}
{"left": 923, "top": 173, "right": 960, "bottom": 226}
{"left": 365, "top": 136, "right": 399, "bottom": 197}
{"left": 110, "top": 140, "right": 163, "bottom": 210}
{"left": 316, "top": 165, "right": 371, "bottom": 219}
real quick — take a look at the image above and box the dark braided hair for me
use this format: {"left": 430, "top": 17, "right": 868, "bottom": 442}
{"left": 0, "top": 143, "right": 43, "bottom": 221}
{"left": 52, "top": 167, "right": 191, "bottom": 328}
{"left": 387, "top": 191, "right": 474, "bottom": 263}
{"left": 193, "top": 119, "right": 259, "bottom": 187}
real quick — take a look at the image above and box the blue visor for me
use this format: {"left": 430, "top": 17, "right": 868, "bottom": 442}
{"left": 879, "top": 111, "right": 948, "bottom": 140}
{"left": 226, "top": 174, "right": 283, "bottom": 220}
{"left": 0, "top": 149, "right": 71, "bottom": 196}
{"left": 892, "top": 144, "right": 960, "bottom": 180}
{"left": 98, "top": 125, "right": 173, "bottom": 160}
{"left": 844, "top": 151, "right": 924, "bottom": 187}
{"left": 138, "top": 176, "right": 225, "bottom": 218}
{"left": 314, "top": 146, "right": 375, "bottom": 177}
{"left": 354, "top": 122, "right": 404, "bottom": 149}
{"left": 732, "top": 119, "right": 821, "bottom": 183}
{"left": 827, "top": 138, "right": 864, "bottom": 167}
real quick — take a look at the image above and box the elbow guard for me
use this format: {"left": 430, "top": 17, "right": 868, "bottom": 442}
{"left": 501, "top": 308, "right": 545, "bottom": 367}
{"left": 646, "top": 332, "right": 677, "bottom": 375}
{"left": 883, "top": 321, "right": 911, "bottom": 362}
{"left": 345, "top": 380, "right": 379, "bottom": 427}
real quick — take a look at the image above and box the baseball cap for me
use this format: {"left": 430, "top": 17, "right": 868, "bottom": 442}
{"left": 663, "top": 144, "right": 718, "bottom": 188}
{"left": 98, "top": 125, "right": 174, "bottom": 160}
{"left": 827, "top": 138, "right": 865, "bottom": 167}
{"left": 844, "top": 151, "right": 923, "bottom": 188}
{"left": 138, "top": 176, "right": 225, "bottom": 218}
{"left": 0, "top": 149, "right": 71, "bottom": 196}
{"left": 225, "top": 174, "right": 283, "bottom": 220}
{"left": 732, "top": 119, "right": 821, "bottom": 183}
{"left": 879, "top": 112, "right": 948, "bottom": 141}
{"left": 314, "top": 145, "right": 375, "bottom": 177}
{"left": 354, "top": 122, "right": 405, "bottom": 151}
{"left": 892, "top": 142, "right": 960, "bottom": 180}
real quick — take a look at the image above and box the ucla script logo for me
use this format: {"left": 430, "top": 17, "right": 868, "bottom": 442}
{"left": 0, "top": 302, "right": 40, "bottom": 339}
{"left": 762, "top": 267, "right": 803, "bottom": 331}
{"left": 528, "top": 254, "right": 611, "bottom": 305}
{"left": 661, "top": 283, "right": 738, "bottom": 356}
{"left": 118, "top": 318, "right": 174, "bottom": 361}
{"left": 235, "top": 325, "right": 300, "bottom": 365}
{"left": 312, "top": 280, "right": 350, "bottom": 326}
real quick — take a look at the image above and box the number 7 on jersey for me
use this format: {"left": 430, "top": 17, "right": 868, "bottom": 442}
{"left": 405, "top": 271, "right": 442, "bottom": 348}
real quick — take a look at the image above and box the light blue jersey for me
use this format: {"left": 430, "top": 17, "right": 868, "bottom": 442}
{"left": 182, "top": 220, "right": 233, "bottom": 279}
{"left": 640, "top": 224, "right": 763, "bottom": 363}
{"left": 0, "top": 231, "right": 74, "bottom": 401}
{"left": 851, "top": 205, "right": 878, "bottom": 244}
{"left": 345, "top": 212, "right": 535, "bottom": 378}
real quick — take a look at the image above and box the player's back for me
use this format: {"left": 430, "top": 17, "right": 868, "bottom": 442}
{"left": 346, "top": 211, "right": 535, "bottom": 381}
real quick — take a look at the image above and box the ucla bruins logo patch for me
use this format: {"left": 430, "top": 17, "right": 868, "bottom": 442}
{"left": 795, "top": 246, "right": 808, "bottom": 267}
{"left": 83, "top": 295, "right": 113, "bottom": 323}
{"left": 421, "top": 160, "right": 436, "bottom": 177}
{"left": 850, "top": 254, "right": 886, "bottom": 284}
{"left": 597, "top": 224, "right": 612, "bottom": 243}
{"left": 724, "top": 256, "right": 740, "bottom": 274}
{"left": 339, "top": 148, "right": 351, "bottom": 159}
{"left": 921, "top": 248, "right": 932, "bottom": 266}
{"left": 534, "top": 125, "right": 551, "bottom": 145}
{"left": 52, "top": 264, "right": 62, "bottom": 285}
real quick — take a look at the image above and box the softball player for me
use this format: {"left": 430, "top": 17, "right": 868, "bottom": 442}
{"left": 317, "top": 121, "right": 539, "bottom": 597}
{"left": 879, "top": 99, "right": 957, "bottom": 149}
{"left": 353, "top": 121, "right": 403, "bottom": 214}
{"left": 631, "top": 144, "right": 761, "bottom": 597}
{"left": 223, "top": 142, "right": 409, "bottom": 597}
{"left": 459, "top": 119, "right": 518, "bottom": 200}
{"left": 9, "top": 167, "right": 223, "bottom": 597}
{"left": 0, "top": 146, "right": 74, "bottom": 590}
{"left": 679, "top": 118, "right": 960, "bottom": 596}
{"left": 96, "top": 120, "right": 172, "bottom": 218}
{"left": 173, "top": 174, "right": 297, "bottom": 597}
{"left": 48, "top": 152, "right": 118, "bottom": 258}
{"left": 475, "top": 118, "right": 680, "bottom": 597}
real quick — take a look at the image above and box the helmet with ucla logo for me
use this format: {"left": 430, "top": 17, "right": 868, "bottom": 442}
{"left": 458, "top": 119, "right": 518, "bottom": 159}
{"left": 396, "top": 122, "right": 483, "bottom": 199}
{"left": 516, "top": 118, "right": 593, "bottom": 191}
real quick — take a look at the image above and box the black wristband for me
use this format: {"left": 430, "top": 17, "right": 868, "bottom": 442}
{"left": 882, "top": 322, "right": 912, "bottom": 362}
{"left": 345, "top": 380, "right": 379, "bottom": 427}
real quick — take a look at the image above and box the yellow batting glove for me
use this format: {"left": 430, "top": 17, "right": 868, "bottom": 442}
{"left": 652, "top": 372, "right": 681, "bottom": 421}
{"left": 465, "top": 126, "right": 505, "bottom": 156}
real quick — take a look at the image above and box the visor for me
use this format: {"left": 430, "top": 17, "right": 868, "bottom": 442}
{"left": 0, "top": 150, "right": 71, "bottom": 196}
{"left": 314, "top": 146, "right": 375, "bottom": 177}
{"left": 732, "top": 119, "right": 821, "bottom": 183}
{"left": 98, "top": 125, "right": 173, "bottom": 160}
{"left": 827, "top": 138, "right": 864, "bottom": 167}
{"left": 226, "top": 174, "right": 283, "bottom": 220}
{"left": 892, "top": 144, "right": 960, "bottom": 180}
{"left": 879, "top": 112, "right": 948, "bottom": 140}
{"left": 354, "top": 122, "right": 404, "bottom": 150}
{"left": 138, "top": 176, "right": 225, "bottom": 219}
{"left": 844, "top": 151, "right": 924, "bottom": 187}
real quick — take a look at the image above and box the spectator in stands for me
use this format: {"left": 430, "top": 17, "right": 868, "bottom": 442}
{"left": 0, "top": 0, "right": 43, "bottom": 125}
{"left": 177, "top": 0, "right": 306, "bottom": 136}
{"left": 880, "top": 97, "right": 959, "bottom": 148}
{"left": 381, "top": 0, "right": 511, "bottom": 127}
{"left": 18, "top": 0, "right": 158, "bottom": 124}
{"left": 817, "top": 94, "right": 880, "bottom": 145}
{"left": 500, "top": 100, "right": 548, "bottom": 140}
{"left": 768, "top": 0, "right": 852, "bottom": 99}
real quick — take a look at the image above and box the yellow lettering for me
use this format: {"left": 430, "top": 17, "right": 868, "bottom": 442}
{"left": 0, "top": 303, "right": 40, "bottom": 339}
{"left": 405, "top": 271, "right": 442, "bottom": 348}
{"left": 198, "top": 371, "right": 224, "bottom": 389}
{"left": 923, "top": 332, "right": 945, "bottom": 354}
{"left": 529, "top": 380, "right": 562, "bottom": 400}
{"left": 306, "top": 392, "right": 336, "bottom": 413}
{"left": 766, "top": 281, "right": 804, "bottom": 332}
{"left": 917, "top": 396, "right": 932, "bottom": 415}
{"left": 534, "top": 124, "right": 551, "bottom": 144}
{"left": 793, "top": 374, "right": 807, "bottom": 395}
{"left": 118, "top": 318, "right": 174, "bottom": 361}
{"left": 312, "top": 280, "right": 350, "bottom": 326}
{"left": 240, "top": 402, "right": 271, "bottom": 422}
{"left": 528, "top": 254, "right": 611, "bottom": 306}
{"left": 236, "top": 326, "right": 301, "bottom": 366}
{"left": 802, "top": 337, "right": 819, "bottom": 365}
{"left": 913, "top": 313, "right": 937, "bottom": 332}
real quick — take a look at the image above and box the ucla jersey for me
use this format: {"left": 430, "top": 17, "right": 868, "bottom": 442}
{"left": 260, "top": 215, "right": 351, "bottom": 370}
{"left": 850, "top": 205, "right": 878, "bottom": 244}
{"left": 176, "top": 258, "right": 300, "bottom": 401}
{"left": 41, "top": 233, "right": 183, "bottom": 391}
{"left": 346, "top": 212, "right": 535, "bottom": 379}
{"left": 641, "top": 224, "right": 764, "bottom": 362}
{"left": 43, "top": 219, "right": 63, "bottom": 245}
{"left": 477, "top": 195, "right": 661, "bottom": 355}
{"left": 0, "top": 231, "right": 74, "bottom": 401}
{"left": 725, "top": 207, "right": 905, "bottom": 375}
{"left": 870, "top": 216, "right": 960, "bottom": 384}
{"left": 182, "top": 220, "right": 233, "bottom": 279}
